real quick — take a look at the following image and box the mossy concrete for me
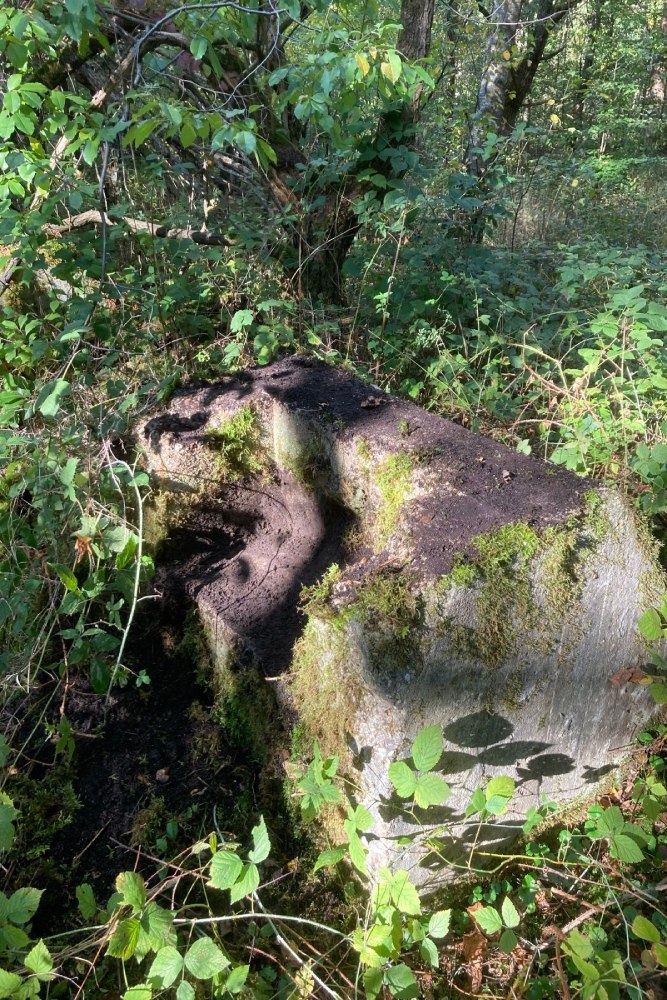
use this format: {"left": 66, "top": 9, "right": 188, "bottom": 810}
{"left": 136, "top": 356, "right": 665, "bottom": 886}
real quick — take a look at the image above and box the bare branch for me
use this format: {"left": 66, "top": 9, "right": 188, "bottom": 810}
{"left": 43, "top": 210, "right": 231, "bottom": 247}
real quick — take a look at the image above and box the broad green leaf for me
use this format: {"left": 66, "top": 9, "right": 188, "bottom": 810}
{"left": 474, "top": 906, "right": 503, "bottom": 935}
{"left": 24, "top": 940, "right": 53, "bottom": 979}
{"left": 249, "top": 816, "right": 270, "bottom": 864}
{"left": 224, "top": 964, "right": 249, "bottom": 993}
{"left": 632, "top": 915, "right": 660, "bottom": 943}
{"left": 0, "top": 800, "right": 17, "bottom": 853}
{"left": 148, "top": 946, "right": 184, "bottom": 988}
{"left": 384, "top": 963, "right": 418, "bottom": 997}
{"left": 230, "top": 309, "right": 254, "bottom": 333}
{"left": 563, "top": 929, "right": 594, "bottom": 960}
{"left": 107, "top": 917, "right": 141, "bottom": 959}
{"left": 349, "top": 803, "right": 374, "bottom": 831}
{"left": 0, "top": 970, "right": 21, "bottom": 999}
{"left": 420, "top": 936, "right": 439, "bottom": 968}
{"left": 344, "top": 822, "right": 368, "bottom": 876}
{"left": 411, "top": 725, "right": 442, "bottom": 772}
{"left": 486, "top": 776, "right": 515, "bottom": 801}
{"left": 428, "top": 910, "right": 451, "bottom": 939}
{"left": 313, "top": 846, "right": 346, "bottom": 872}
{"left": 655, "top": 941, "right": 667, "bottom": 966}
{"left": 229, "top": 863, "right": 259, "bottom": 904}
{"left": 464, "top": 786, "right": 486, "bottom": 818}
{"left": 355, "top": 53, "right": 370, "bottom": 77}
{"left": 6, "top": 887, "right": 43, "bottom": 925}
{"left": 595, "top": 806, "right": 624, "bottom": 837}
{"left": 388, "top": 760, "right": 417, "bottom": 798}
{"left": 611, "top": 833, "right": 645, "bottom": 863}
{"left": 176, "top": 983, "right": 195, "bottom": 1000}
{"left": 122, "top": 987, "right": 152, "bottom": 1000}
{"left": 116, "top": 871, "right": 146, "bottom": 911}
{"left": 184, "top": 937, "right": 229, "bottom": 979}
{"left": 234, "top": 130, "right": 256, "bottom": 156}
{"left": 364, "top": 967, "right": 383, "bottom": 999}
{"left": 390, "top": 871, "right": 421, "bottom": 915}
{"left": 190, "top": 36, "right": 207, "bottom": 60}
{"left": 499, "top": 928, "right": 518, "bottom": 953}
{"left": 650, "top": 682, "right": 667, "bottom": 704}
{"left": 501, "top": 896, "right": 520, "bottom": 929}
{"left": 35, "top": 378, "right": 70, "bottom": 418}
{"left": 209, "top": 850, "right": 243, "bottom": 890}
{"left": 638, "top": 608, "right": 663, "bottom": 640}
{"left": 414, "top": 772, "right": 450, "bottom": 809}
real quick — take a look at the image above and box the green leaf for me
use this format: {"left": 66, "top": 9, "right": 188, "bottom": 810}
{"left": 390, "top": 871, "right": 421, "bottom": 915}
{"left": 388, "top": 760, "right": 417, "bottom": 798}
{"left": 428, "top": 910, "right": 451, "bottom": 939}
{"left": 176, "top": 983, "right": 195, "bottom": 1000}
{"left": 632, "top": 915, "right": 660, "bottom": 943}
{"left": 54, "top": 565, "right": 78, "bottom": 592}
{"left": 248, "top": 815, "right": 270, "bottom": 864}
{"left": 596, "top": 806, "right": 624, "bottom": 837}
{"left": 148, "top": 946, "right": 184, "bottom": 989}
{"left": 180, "top": 121, "right": 196, "bottom": 148}
{"left": 486, "top": 776, "right": 515, "bottom": 801}
{"left": 654, "top": 941, "right": 667, "bottom": 966}
{"left": 344, "top": 822, "right": 368, "bottom": 876}
{"left": 474, "top": 907, "right": 503, "bottom": 935}
{"left": 35, "top": 378, "right": 70, "bottom": 418}
{"left": 116, "top": 871, "right": 146, "bottom": 911}
{"left": 190, "top": 36, "right": 208, "bottom": 60}
{"left": 230, "top": 309, "right": 254, "bottom": 333}
{"left": 611, "top": 833, "right": 645, "bottom": 863}
{"left": 0, "top": 801, "right": 17, "bottom": 853}
{"left": 364, "top": 967, "right": 383, "bottom": 999}
{"left": 349, "top": 804, "right": 374, "bottom": 831}
{"left": 313, "top": 846, "right": 346, "bottom": 872}
{"left": 209, "top": 850, "right": 243, "bottom": 890}
{"left": 122, "top": 987, "right": 152, "bottom": 1000}
{"left": 107, "top": 918, "right": 141, "bottom": 959}
{"left": 650, "top": 682, "right": 667, "bottom": 704}
{"left": 24, "top": 941, "right": 53, "bottom": 980}
{"left": 638, "top": 608, "right": 664, "bottom": 640}
{"left": 229, "top": 863, "right": 259, "bottom": 904}
{"left": 6, "top": 888, "right": 43, "bottom": 925}
{"left": 60, "top": 457, "right": 78, "bottom": 486}
{"left": 499, "top": 928, "right": 518, "bottom": 953}
{"left": 224, "top": 964, "right": 249, "bottom": 993}
{"left": 184, "top": 937, "right": 229, "bottom": 979}
{"left": 501, "top": 897, "right": 520, "bottom": 929}
{"left": 414, "top": 773, "right": 450, "bottom": 809}
{"left": 0, "top": 738, "right": 9, "bottom": 768}
{"left": 384, "top": 963, "right": 418, "bottom": 998}
{"left": 0, "top": 970, "right": 21, "bottom": 999}
{"left": 411, "top": 725, "right": 442, "bottom": 772}
{"left": 234, "top": 130, "right": 256, "bottom": 156}
{"left": 420, "top": 936, "right": 439, "bottom": 968}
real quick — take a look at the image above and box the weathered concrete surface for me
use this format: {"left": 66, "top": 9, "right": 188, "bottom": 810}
{"left": 137, "top": 356, "right": 664, "bottom": 885}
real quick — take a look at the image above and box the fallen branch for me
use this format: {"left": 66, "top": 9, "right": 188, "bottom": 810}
{"left": 43, "top": 210, "right": 230, "bottom": 247}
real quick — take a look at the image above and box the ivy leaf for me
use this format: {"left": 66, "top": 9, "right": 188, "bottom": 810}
{"left": 414, "top": 773, "right": 450, "bottom": 809}
{"left": 148, "top": 945, "right": 184, "bottom": 988}
{"left": 184, "top": 937, "right": 229, "bottom": 979}
{"left": 473, "top": 907, "right": 503, "bottom": 935}
{"left": 229, "top": 863, "right": 259, "bottom": 904}
{"left": 248, "top": 815, "right": 270, "bottom": 864}
{"left": 428, "top": 910, "right": 451, "bottom": 939}
{"left": 388, "top": 760, "right": 417, "bottom": 798}
{"left": 209, "top": 850, "right": 243, "bottom": 890}
{"left": 411, "top": 725, "right": 442, "bottom": 772}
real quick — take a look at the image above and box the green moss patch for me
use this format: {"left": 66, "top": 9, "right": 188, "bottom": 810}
{"left": 375, "top": 451, "right": 416, "bottom": 547}
{"left": 205, "top": 406, "right": 263, "bottom": 480}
